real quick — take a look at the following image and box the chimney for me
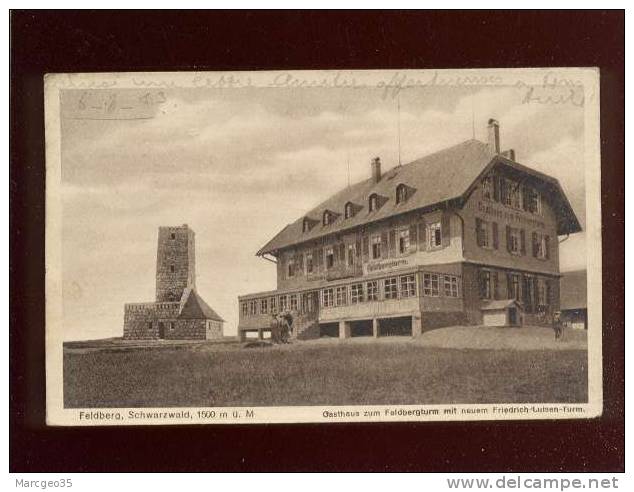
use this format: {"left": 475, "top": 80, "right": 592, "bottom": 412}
{"left": 487, "top": 118, "right": 500, "bottom": 154}
{"left": 371, "top": 157, "right": 382, "bottom": 183}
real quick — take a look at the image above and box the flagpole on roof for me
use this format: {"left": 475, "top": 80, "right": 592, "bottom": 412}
{"left": 397, "top": 91, "right": 402, "bottom": 166}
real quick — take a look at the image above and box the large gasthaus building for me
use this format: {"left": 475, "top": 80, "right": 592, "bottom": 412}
{"left": 238, "top": 120, "right": 581, "bottom": 340}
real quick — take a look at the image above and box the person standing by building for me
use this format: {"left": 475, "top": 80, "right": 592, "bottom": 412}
{"left": 553, "top": 311, "right": 563, "bottom": 340}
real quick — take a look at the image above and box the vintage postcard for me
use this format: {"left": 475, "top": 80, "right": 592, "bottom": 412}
{"left": 44, "top": 68, "right": 602, "bottom": 425}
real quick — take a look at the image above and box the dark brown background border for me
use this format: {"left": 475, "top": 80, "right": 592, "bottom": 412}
{"left": 10, "top": 10, "right": 624, "bottom": 472}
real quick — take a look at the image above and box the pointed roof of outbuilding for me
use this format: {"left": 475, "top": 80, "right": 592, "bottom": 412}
{"left": 178, "top": 288, "right": 224, "bottom": 321}
{"left": 257, "top": 139, "right": 581, "bottom": 255}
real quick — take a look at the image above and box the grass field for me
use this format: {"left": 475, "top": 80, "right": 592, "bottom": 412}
{"left": 63, "top": 331, "right": 588, "bottom": 407}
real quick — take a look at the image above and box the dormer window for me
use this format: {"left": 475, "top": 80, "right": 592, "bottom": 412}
{"left": 323, "top": 211, "right": 331, "bottom": 226}
{"left": 303, "top": 218, "right": 311, "bottom": 233}
{"left": 369, "top": 193, "right": 379, "bottom": 212}
{"left": 344, "top": 202, "right": 354, "bottom": 219}
{"left": 396, "top": 184, "right": 408, "bottom": 204}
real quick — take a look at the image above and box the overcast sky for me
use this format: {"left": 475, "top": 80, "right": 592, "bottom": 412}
{"left": 60, "top": 83, "right": 586, "bottom": 340}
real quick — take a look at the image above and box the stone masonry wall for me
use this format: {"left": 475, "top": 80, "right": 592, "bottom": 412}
{"left": 124, "top": 303, "right": 158, "bottom": 340}
{"left": 166, "top": 319, "right": 206, "bottom": 340}
{"left": 156, "top": 225, "right": 196, "bottom": 302}
{"left": 205, "top": 320, "right": 224, "bottom": 340}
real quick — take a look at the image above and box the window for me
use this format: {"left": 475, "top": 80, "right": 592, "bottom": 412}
{"left": 423, "top": 273, "right": 440, "bottom": 296}
{"left": 322, "top": 288, "right": 334, "bottom": 308}
{"left": 279, "top": 296, "right": 287, "bottom": 311}
{"left": 325, "top": 246, "right": 335, "bottom": 269}
{"left": 536, "top": 279, "right": 547, "bottom": 307}
{"left": 169, "top": 321, "right": 175, "bottom": 331}
{"left": 444, "top": 275, "right": 459, "bottom": 298}
{"left": 525, "top": 188, "right": 542, "bottom": 214}
{"left": 170, "top": 265, "right": 175, "bottom": 273}
{"left": 323, "top": 211, "right": 331, "bottom": 226}
{"left": 502, "top": 179, "right": 522, "bottom": 209}
{"left": 371, "top": 235, "right": 382, "bottom": 259}
{"left": 533, "top": 232, "right": 549, "bottom": 259}
{"left": 396, "top": 184, "right": 407, "bottom": 204}
{"left": 249, "top": 301, "right": 257, "bottom": 315}
{"left": 476, "top": 219, "right": 496, "bottom": 249}
{"left": 508, "top": 227, "right": 522, "bottom": 254}
{"left": 306, "top": 253, "right": 314, "bottom": 274}
{"left": 384, "top": 277, "right": 398, "bottom": 299}
{"left": 302, "top": 218, "right": 311, "bottom": 233}
{"left": 369, "top": 193, "right": 378, "bottom": 212}
{"left": 398, "top": 228, "right": 410, "bottom": 254}
{"left": 335, "top": 286, "right": 347, "bottom": 306}
{"left": 351, "top": 283, "right": 364, "bottom": 304}
{"left": 479, "top": 271, "right": 491, "bottom": 299}
{"left": 147, "top": 321, "right": 153, "bottom": 330}
{"left": 301, "top": 293, "right": 314, "bottom": 313}
{"left": 345, "top": 202, "right": 354, "bottom": 219}
{"left": 523, "top": 276, "right": 535, "bottom": 312}
{"left": 347, "top": 243, "right": 356, "bottom": 267}
{"left": 170, "top": 232, "right": 176, "bottom": 240}
{"left": 242, "top": 302, "right": 248, "bottom": 317}
{"left": 287, "top": 259, "right": 295, "bottom": 278}
{"left": 260, "top": 298, "right": 268, "bottom": 314}
{"left": 481, "top": 176, "right": 493, "bottom": 200}
{"left": 400, "top": 275, "right": 416, "bottom": 298}
{"left": 366, "top": 280, "right": 379, "bottom": 301}
{"left": 290, "top": 294, "right": 298, "bottom": 311}
{"left": 507, "top": 273, "right": 520, "bottom": 300}
{"left": 428, "top": 221, "right": 442, "bottom": 249}
{"left": 270, "top": 296, "right": 277, "bottom": 313}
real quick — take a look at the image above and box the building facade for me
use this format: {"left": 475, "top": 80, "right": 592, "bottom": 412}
{"left": 238, "top": 120, "right": 581, "bottom": 340}
{"left": 123, "top": 224, "right": 224, "bottom": 340}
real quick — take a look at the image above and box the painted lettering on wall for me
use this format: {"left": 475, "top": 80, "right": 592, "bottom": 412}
{"left": 365, "top": 258, "right": 409, "bottom": 274}
{"left": 477, "top": 202, "right": 546, "bottom": 229}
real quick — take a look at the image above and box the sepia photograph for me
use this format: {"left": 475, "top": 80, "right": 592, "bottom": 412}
{"left": 44, "top": 69, "right": 602, "bottom": 425}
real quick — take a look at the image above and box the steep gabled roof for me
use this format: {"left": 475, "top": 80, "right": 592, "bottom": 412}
{"left": 178, "top": 288, "right": 224, "bottom": 321}
{"left": 559, "top": 270, "right": 587, "bottom": 310}
{"left": 257, "top": 139, "right": 581, "bottom": 256}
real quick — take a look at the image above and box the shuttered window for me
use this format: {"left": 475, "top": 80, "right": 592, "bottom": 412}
{"left": 507, "top": 273, "right": 520, "bottom": 300}
{"left": 479, "top": 270, "right": 491, "bottom": 299}
{"left": 532, "top": 232, "right": 550, "bottom": 259}
{"left": 428, "top": 221, "right": 442, "bottom": 248}
{"left": 347, "top": 243, "right": 356, "bottom": 266}
{"left": 398, "top": 228, "right": 410, "bottom": 254}
{"left": 476, "top": 219, "right": 499, "bottom": 249}
{"left": 371, "top": 235, "right": 381, "bottom": 259}
{"left": 325, "top": 246, "right": 334, "bottom": 269}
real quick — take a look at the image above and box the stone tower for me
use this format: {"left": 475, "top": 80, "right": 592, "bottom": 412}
{"left": 155, "top": 224, "right": 196, "bottom": 302}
